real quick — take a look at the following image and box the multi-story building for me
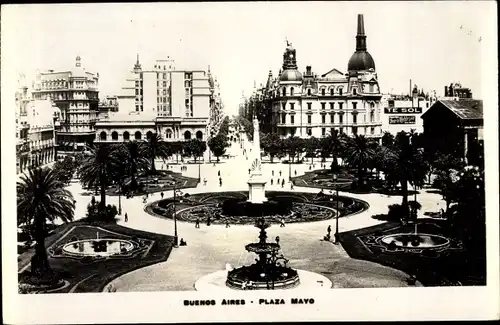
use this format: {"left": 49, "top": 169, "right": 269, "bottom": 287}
{"left": 15, "top": 79, "right": 32, "bottom": 173}
{"left": 257, "top": 14, "right": 383, "bottom": 140}
{"left": 207, "top": 67, "right": 225, "bottom": 137}
{"left": 95, "top": 56, "right": 216, "bottom": 145}
{"left": 98, "top": 95, "right": 119, "bottom": 117}
{"left": 444, "top": 82, "right": 473, "bottom": 99}
{"left": 381, "top": 85, "right": 437, "bottom": 134}
{"left": 31, "top": 56, "right": 99, "bottom": 154}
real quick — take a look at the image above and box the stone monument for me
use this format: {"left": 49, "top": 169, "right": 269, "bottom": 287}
{"left": 247, "top": 115, "right": 268, "bottom": 203}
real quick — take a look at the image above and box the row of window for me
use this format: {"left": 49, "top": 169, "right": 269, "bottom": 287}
{"left": 281, "top": 85, "right": 376, "bottom": 97}
{"left": 290, "top": 126, "right": 376, "bottom": 137}
{"left": 284, "top": 101, "right": 376, "bottom": 111}
{"left": 98, "top": 129, "right": 203, "bottom": 141}
{"left": 281, "top": 112, "right": 375, "bottom": 124}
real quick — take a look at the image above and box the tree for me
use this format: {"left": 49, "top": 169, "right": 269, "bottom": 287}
{"left": 171, "top": 141, "right": 184, "bottom": 164}
{"left": 141, "top": 133, "right": 172, "bottom": 174}
{"left": 235, "top": 115, "right": 253, "bottom": 141}
{"left": 304, "top": 137, "right": 319, "bottom": 163}
{"left": 261, "top": 133, "right": 283, "bottom": 163}
{"left": 120, "top": 141, "right": 149, "bottom": 189}
{"left": 283, "top": 136, "right": 305, "bottom": 162}
{"left": 208, "top": 133, "right": 229, "bottom": 162}
{"left": 344, "top": 135, "right": 376, "bottom": 184}
{"left": 183, "top": 139, "right": 207, "bottom": 163}
{"left": 17, "top": 167, "right": 75, "bottom": 279}
{"left": 78, "top": 144, "right": 122, "bottom": 210}
{"left": 381, "top": 131, "right": 395, "bottom": 147}
{"left": 219, "top": 116, "right": 230, "bottom": 137}
{"left": 323, "top": 130, "right": 347, "bottom": 168}
{"left": 52, "top": 156, "right": 76, "bottom": 185}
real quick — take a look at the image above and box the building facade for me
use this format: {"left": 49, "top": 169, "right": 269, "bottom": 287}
{"left": 256, "top": 14, "right": 383, "bottom": 140}
{"left": 95, "top": 56, "right": 217, "bottom": 145}
{"left": 421, "top": 99, "right": 483, "bottom": 166}
{"left": 381, "top": 85, "right": 437, "bottom": 134}
{"left": 31, "top": 56, "right": 99, "bottom": 154}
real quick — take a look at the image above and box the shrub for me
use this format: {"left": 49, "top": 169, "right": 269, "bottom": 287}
{"left": 387, "top": 204, "right": 406, "bottom": 221}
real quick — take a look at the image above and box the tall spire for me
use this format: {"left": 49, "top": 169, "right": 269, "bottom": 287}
{"left": 355, "top": 14, "right": 367, "bottom": 51}
{"left": 134, "top": 53, "right": 142, "bottom": 71}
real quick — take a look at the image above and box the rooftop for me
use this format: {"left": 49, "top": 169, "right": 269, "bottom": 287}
{"left": 428, "top": 99, "right": 483, "bottom": 120}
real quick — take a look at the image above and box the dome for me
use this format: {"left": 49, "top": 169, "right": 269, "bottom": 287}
{"left": 347, "top": 51, "right": 375, "bottom": 72}
{"left": 280, "top": 69, "right": 303, "bottom": 82}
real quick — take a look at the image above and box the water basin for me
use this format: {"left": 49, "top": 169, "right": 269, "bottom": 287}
{"left": 62, "top": 239, "right": 135, "bottom": 257}
{"left": 381, "top": 233, "right": 450, "bottom": 249}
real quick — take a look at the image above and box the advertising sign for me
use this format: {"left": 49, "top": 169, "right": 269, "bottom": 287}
{"left": 389, "top": 116, "right": 416, "bottom": 124}
{"left": 384, "top": 107, "right": 423, "bottom": 114}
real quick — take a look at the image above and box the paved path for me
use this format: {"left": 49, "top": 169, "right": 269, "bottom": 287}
{"left": 43, "top": 136, "right": 440, "bottom": 290}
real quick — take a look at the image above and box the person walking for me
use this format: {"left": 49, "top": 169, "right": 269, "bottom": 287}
{"left": 271, "top": 179, "right": 274, "bottom": 185}
{"left": 248, "top": 168, "right": 251, "bottom": 175}
{"left": 195, "top": 218, "right": 200, "bottom": 228}
{"left": 279, "top": 170, "right": 282, "bottom": 176}
{"left": 225, "top": 219, "right": 230, "bottom": 228}
{"left": 327, "top": 225, "right": 331, "bottom": 237}
{"left": 207, "top": 216, "right": 211, "bottom": 226}
{"left": 203, "top": 178, "right": 207, "bottom": 186}
{"left": 277, "top": 178, "right": 280, "bottom": 184}
{"left": 294, "top": 170, "right": 297, "bottom": 176}
{"left": 272, "top": 170, "right": 274, "bottom": 176}
{"left": 124, "top": 213, "right": 128, "bottom": 222}
{"left": 280, "top": 218, "right": 285, "bottom": 227}
{"left": 218, "top": 170, "right": 221, "bottom": 177}
{"left": 275, "top": 236, "right": 280, "bottom": 245}
{"left": 281, "top": 179, "right": 285, "bottom": 188}
{"left": 219, "top": 177, "right": 222, "bottom": 187}
{"left": 160, "top": 191, "right": 164, "bottom": 199}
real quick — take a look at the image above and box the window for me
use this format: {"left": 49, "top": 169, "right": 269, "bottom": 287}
{"left": 352, "top": 102, "right": 357, "bottom": 109}
{"left": 339, "top": 127, "right": 344, "bottom": 134}
{"left": 307, "top": 102, "right": 312, "bottom": 110}
{"left": 135, "top": 89, "right": 139, "bottom": 95}
{"left": 339, "top": 88, "right": 343, "bottom": 96}
{"left": 370, "top": 111, "right": 374, "bottom": 122}
{"left": 307, "top": 128, "right": 312, "bottom": 136}
{"left": 339, "top": 114, "right": 343, "bottom": 124}
{"left": 112, "top": 132, "right": 118, "bottom": 140}
{"left": 322, "top": 128, "right": 326, "bottom": 136}
{"left": 371, "top": 127, "right": 375, "bottom": 135}
{"left": 352, "top": 114, "right": 357, "bottom": 124}
{"left": 135, "top": 105, "right": 139, "bottom": 112}
{"left": 281, "top": 114, "right": 286, "bottom": 124}
{"left": 184, "top": 131, "right": 191, "bottom": 140}
{"left": 290, "top": 115, "right": 295, "bottom": 124}
{"left": 330, "top": 114, "right": 334, "bottom": 123}
{"left": 290, "top": 103, "right": 295, "bottom": 110}
{"left": 196, "top": 131, "right": 203, "bottom": 139}
{"left": 99, "top": 132, "right": 107, "bottom": 141}
{"left": 321, "top": 102, "right": 325, "bottom": 110}
{"left": 282, "top": 88, "right": 286, "bottom": 96}
{"left": 282, "top": 103, "right": 286, "bottom": 110}
{"left": 307, "top": 89, "right": 312, "bottom": 96}
{"left": 157, "top": 89, "right": 160, "bottom": 95}
{"left": 330, "top": 102, "right": 334, "bottom": 110}
{"left": 339, "top": 102, "right": 343, "bottom": 109}
{"left": 140, "top": 106, "right": 143, "bottom": 112}
{"left": 321, "top": 115, "right": 326, "bottom": 124}
{"left": 330, "top": 88, "right": 334, "bottom": 96}
{"left": 353, "top": 88, "right": 357, "bottom": 95}
{"left": 307, "top": 115, "right": 312, "bottom": 124}
{"left": 369, "top": 84, "right": 374, "bottom": 92}
{"left": 426, "top": 103, "right": 429, "bottom": 108}
{"left": 290, "top": 87, "right": 294, "bottom": 96}
{"left": 322, "top": 88, "right": 326, "bottom": 96}
{"left": 352, "top": 127, "right": 358, "bottom": 135}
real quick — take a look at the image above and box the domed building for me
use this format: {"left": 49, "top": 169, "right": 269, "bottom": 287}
{"left": 258, "top": 14, "right": 383, "bottom": 140}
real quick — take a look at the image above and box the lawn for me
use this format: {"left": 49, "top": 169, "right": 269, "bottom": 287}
{"left": 339, "top": 220, "right": 486, "bottom": 286}
{"left": 18, "top": 221, "right": 175, "bottom": 293}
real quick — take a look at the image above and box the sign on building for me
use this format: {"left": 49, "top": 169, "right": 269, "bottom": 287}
{"left": 384, "top": 107, "right": 423, "bottom": 114}
{"left": 389, "top": 116, "right": 416, "bottom": 124}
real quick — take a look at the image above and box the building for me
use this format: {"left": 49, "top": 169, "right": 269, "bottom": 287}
{"left": 95, "top": 56, "right": 216, "bottom": 145}
{"left": 16, "top": 79, "right": 32, "bottom": 173}
{"left": 31, "top": 56, "right": 99, "bottom": 155}
{"left": 381, "top": 84, "right": 437, "bottom": 134}
{"left": 421, "top": 99, "right": 483, "bottom": 166}
{"left": 444, "top": 82, "right": 473, "bottom": 99}
{"left": 255, "top": 14, "right": 383, "bottom": 139}
{"left": 207, "top": 67, "right": 225, "bottom": 138}
{"left": 98, "top": 95, "right": 119, "bottom": 117}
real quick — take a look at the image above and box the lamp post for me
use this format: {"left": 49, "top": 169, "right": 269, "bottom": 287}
{"left": 173, "top": 182, "right": 179, "bottom": 247}
{"left": 288, "top": 160, "right": 292, "bottom": 181}
{"left": 333, "top": 173, "right": 340, "bottom": 244}
{"left": 198, "top": 161, "right": 201, "bottom": 183}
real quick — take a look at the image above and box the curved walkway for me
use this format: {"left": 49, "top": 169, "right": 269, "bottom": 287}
{"left": 65, "top": 140, "right": 439, "bottom": 291}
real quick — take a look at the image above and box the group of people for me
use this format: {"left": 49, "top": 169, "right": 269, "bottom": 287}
{"left": 180, "top": 165, "right": 188, "bottom": 172}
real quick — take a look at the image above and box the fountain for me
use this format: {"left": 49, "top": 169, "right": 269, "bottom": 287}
{"left": 380, "top": 222, "right": 450, "bottom": 250}
{"left": 226, "top": 217, "right": 300, "bottom": 290}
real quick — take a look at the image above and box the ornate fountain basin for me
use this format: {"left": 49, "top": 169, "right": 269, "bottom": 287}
{"left": 62, "top": 239, "right": 136, "bottom": 257}
{"left": 226, "top": 265, "right": 300, "bottom": 290}
{"left": 245, "top": 243, "right": 280, "bottom": 254}
{"left": 380, "top": 233, "right": 450, "bottom": 250}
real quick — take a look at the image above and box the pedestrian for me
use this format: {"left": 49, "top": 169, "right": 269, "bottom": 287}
{"left": 219, "top": 177, "right": 222, "bottom": 187}
{"left": 195, "top": 218, "right": 200, "bottom": 228}
{"left": 207, "top": 216, "right": 211, "bottom": 226}
{"left": 327, "top": 225, "right": 331, "bottom": 236}
{"left": 161, "top": 191, "right": 164, "bottom": 199}
{"left": 218, "top": 170, "right": 220, "bottom": 177}
{"left": 203, "top": 178, "right": 207, "bottom": 186}
{"left": 143, "top": 196, "right": 147, "bottom": 204}
{"left": 225, "top": 219, "right": 230, "bottom": 228}
{"left": 290, "top": 182, "right": 294, "bottom": 190}
{"left": 281, "top": 179, "right": 285, "bottom": 188}
{"left": 272, "top": 170, "right": 274, "bottom": 176}
{"left": 248, "top": 168, "right": 251, "bottom": 175}
{"left": 294, "top": 170, "right": 297, "bottom": 176}
{"left": 280, "top": 218, "right": 285, "bottom": 227}
{"left": 277, "top": 178, "right": 280, "bottom": 184}
{"left": 213, "top": 162, "right": 216, "bottom": 167}
{"left": 124, "top": 213, "right": 128, "bottom": 222}
{"left": 275, "top": 236, "right": 280, "bottom": 244}
{"left": 279, "top": 170, "right": 282, "bottom": 176}
{"left": 309, "top": 165, "right": 312, "bottom": 170}
{"left": 271, "top": 179, "right": 274, "bottom": 185}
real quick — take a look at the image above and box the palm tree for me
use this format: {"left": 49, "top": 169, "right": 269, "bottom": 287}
{"left": 344, "top": 135, "right": 376, "bottom": 184}
{"left": 78, "top": 144, "right": 121, "bottom": 210}
{"left": 120, "top": 141, "right": 149, "bottom": 189}
{"left": 325, "top": 129, "right": 347, "bottom": 170}
{"left": 17, "top": 167, "right": 75, "bottom": 278}
{"left": 141, "top": 133, "right": 172, "bottom": 174}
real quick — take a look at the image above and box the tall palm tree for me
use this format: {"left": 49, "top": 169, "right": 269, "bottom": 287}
{"left": 121, "top": 141, "right": 149, "bottom": 189}
{"left": 142, "top": 133, "right": 172, "bottom": 174}
{"left": 78, "top": 144, "right": 121, "bottom": 210}
{"left": 17, "top": 167, "right": 75, "bottom": 278}
{"left": 345, "top": 135, "right": 375, "bottom": 183}
{"left": 325, "top": 129, "right": 347, "bottom": 169}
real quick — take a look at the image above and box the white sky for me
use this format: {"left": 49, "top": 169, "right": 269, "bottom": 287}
{"left": 1, "top": 2, "right": 496, "bottom": 116}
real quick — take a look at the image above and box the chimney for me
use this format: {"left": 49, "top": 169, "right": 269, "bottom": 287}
{"left": 306, "top": 66, "right": 312, "bottom": 75}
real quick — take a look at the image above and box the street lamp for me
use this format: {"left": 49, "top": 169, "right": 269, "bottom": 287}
{"left": 172, "top": 181, "right": 182, "bottom": 247}
{"left": 333, "top": 173, "right": 340, "bottom": 244}
{"left": 198, "top": 161, "right": 201, "bottom": 183}
{"left": 288, "top": 160, "right": 292, "bottom": 181}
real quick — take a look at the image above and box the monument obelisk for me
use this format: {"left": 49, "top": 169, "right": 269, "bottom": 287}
{"left": 247, "top": 115, "right": 268, "bottom": 203}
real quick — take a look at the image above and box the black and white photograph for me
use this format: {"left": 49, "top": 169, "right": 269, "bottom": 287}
{"left": 1, "top": 1, "right": 498, "bottom": 323}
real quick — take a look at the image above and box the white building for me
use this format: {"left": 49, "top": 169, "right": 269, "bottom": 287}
{"left": 95, "top": 56, "right": 216, "bottom": 144}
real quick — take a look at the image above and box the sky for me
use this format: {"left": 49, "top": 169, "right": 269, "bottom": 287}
{"left": 1, "top": 2, "right": 496, "bottom": 116}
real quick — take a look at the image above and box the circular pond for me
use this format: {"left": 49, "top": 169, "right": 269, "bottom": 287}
{"left": 62, "top": 239, "right": 136, "bottom": 257}
{"left": 381, "top": 233, "right": 450, "bottom": 249}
